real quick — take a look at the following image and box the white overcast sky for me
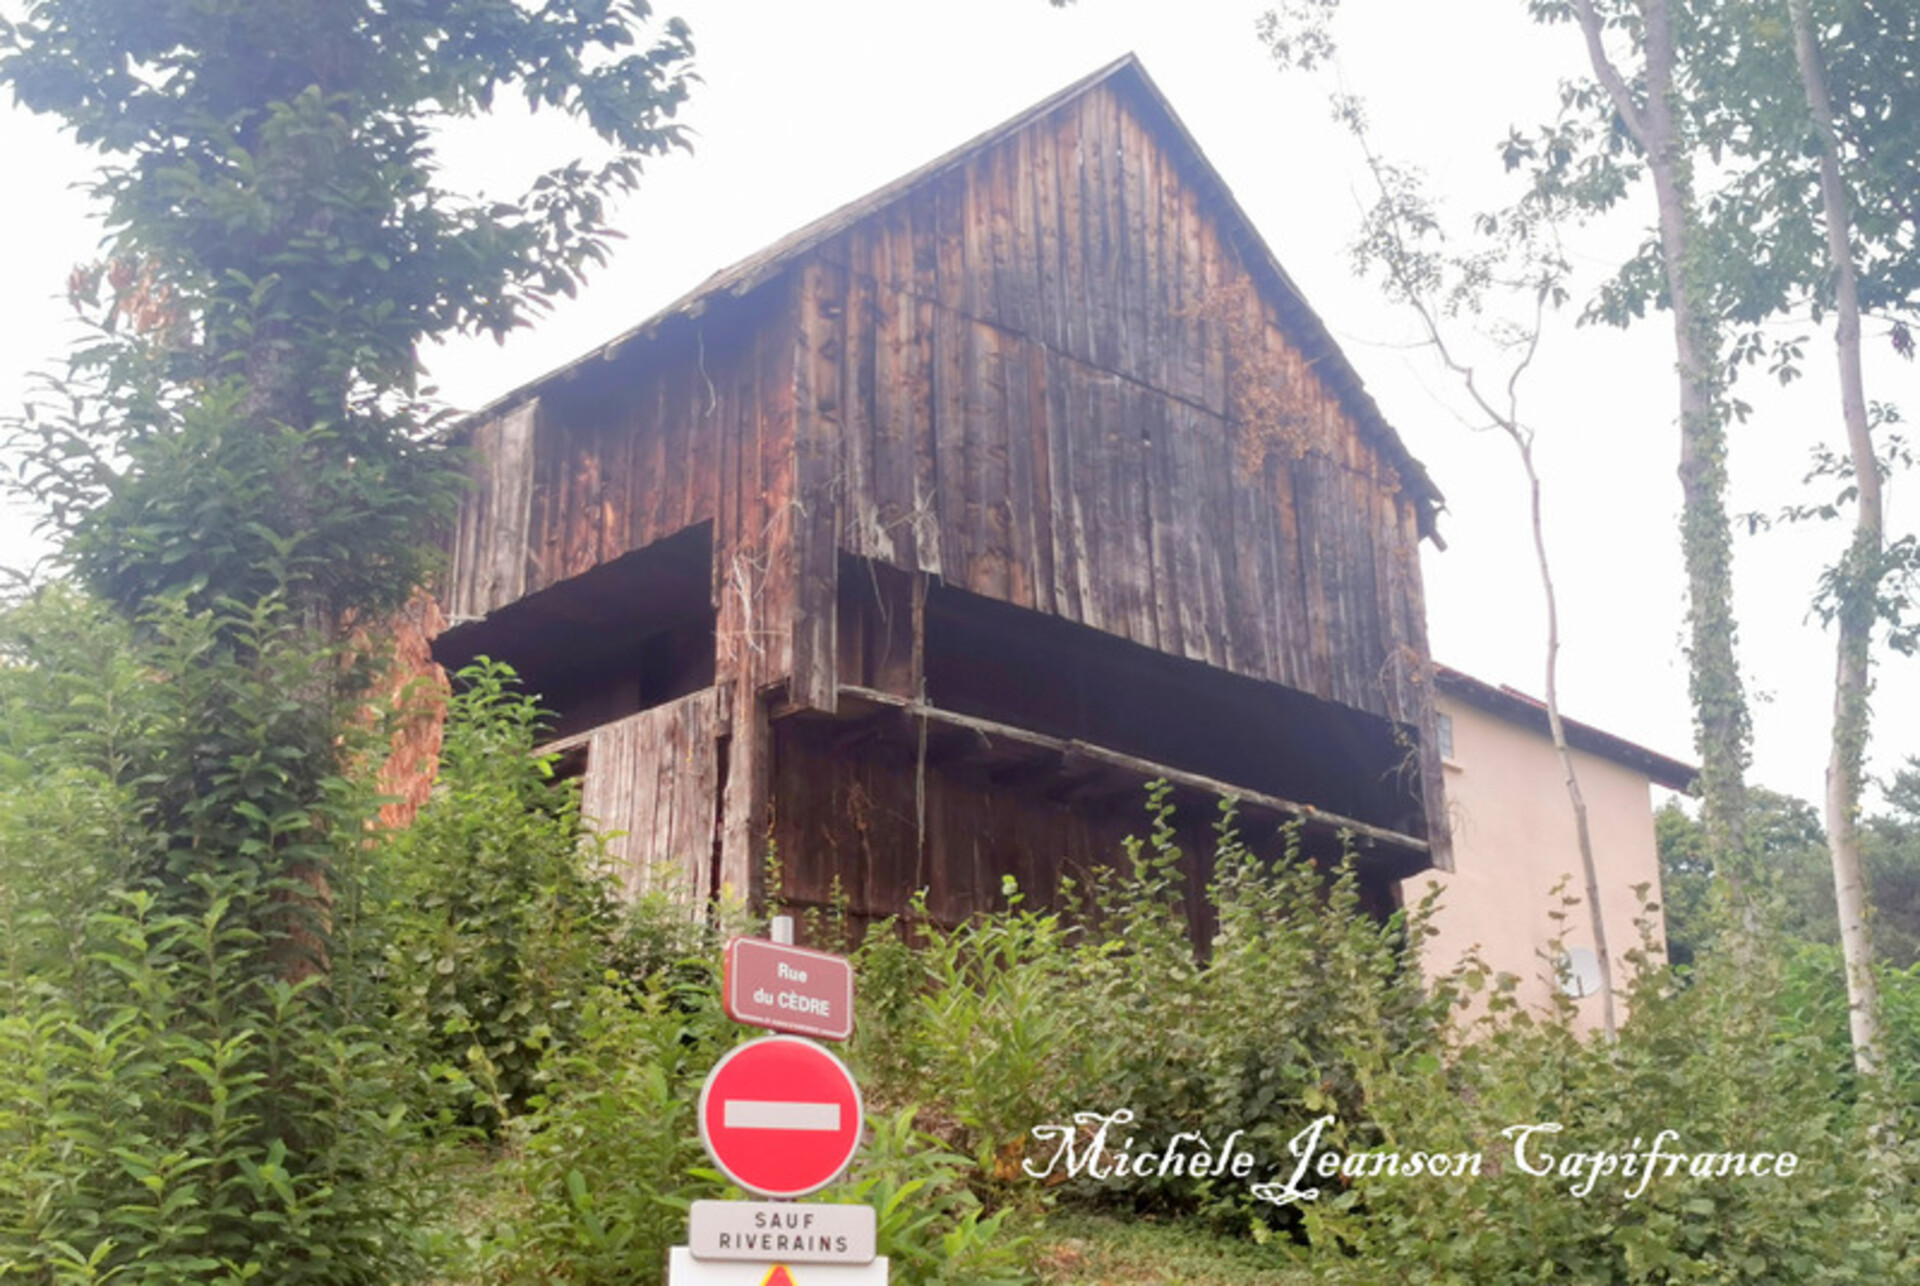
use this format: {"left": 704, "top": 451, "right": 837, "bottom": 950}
{"left": 2, "top": 0, "right": 1914, "bottom": 809}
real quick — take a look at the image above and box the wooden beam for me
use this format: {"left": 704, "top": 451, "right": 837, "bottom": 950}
{"left": 836, "top": 685, "right": 1428, "bottom": 856}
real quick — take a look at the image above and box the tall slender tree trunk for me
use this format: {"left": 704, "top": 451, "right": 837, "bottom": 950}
{"left": 1788, "top": 0, "right": 1883, "bottom": 1076}
{"left": 1522, "top": 438, "right": 1617, "bottom": 1038}
{"left": 1572, "top": 0, "right": 1751, "bottom": 875}
{"left": 1349, "top": 115, "right": 1619, "bottom": 1033}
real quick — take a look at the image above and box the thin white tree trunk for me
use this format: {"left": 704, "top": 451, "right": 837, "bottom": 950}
{"left": 1788, "top": 0, "right": 1883, "bottom": 1076}
{"left": 1522, "top": 434, "right": 1616, "bottom": 1038}
{"left": 1571, "top": 0, "right": 1751, "bottom": 876}
{"left": 1351, "top": 123, "right": 1618, "bottom": 1033}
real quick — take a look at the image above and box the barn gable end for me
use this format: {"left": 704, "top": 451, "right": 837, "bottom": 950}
{"left": 434, "top": 55, "right": 1450, "bottom": 935}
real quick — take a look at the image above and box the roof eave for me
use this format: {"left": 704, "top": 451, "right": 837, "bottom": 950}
{"left": 1433, "top": 665, "right": 1698, "bottom": 792}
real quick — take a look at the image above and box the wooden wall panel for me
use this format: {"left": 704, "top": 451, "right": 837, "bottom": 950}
{"left": 770, "top": 718, "right": 1228, "bottom": 937}
{"left": 795, "top": 274, "right": 1429, "bottom": 723}
{"left": 817, "top": 85, "right": 1227, "bottom": 418}
{"left": 444, "top": 399, "right": 538, "bottom": 622}
{"left": 444, "top": 300, "right": 794, "bottom": 627}
{"left": 576, "top": 689, "right": 721, "bottom": 906}
{"left": 799, "top": 81, "right": 1434, "bottom": 730}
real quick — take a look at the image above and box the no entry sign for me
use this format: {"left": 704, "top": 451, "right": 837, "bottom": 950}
{"left": 698, "top": 1036, "right": 864, "bottom": 1198}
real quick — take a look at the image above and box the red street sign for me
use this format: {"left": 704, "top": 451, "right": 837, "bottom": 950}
{"left": 724, "top": 938, "right": 855, "bottom": 1042}
{"left": 699, "top": 1036, "right": 864, "bottom": 1199}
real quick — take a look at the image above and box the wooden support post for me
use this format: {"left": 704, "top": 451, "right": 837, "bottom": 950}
{"left": 716, "top": 680, "right": 774, "bottom": 909}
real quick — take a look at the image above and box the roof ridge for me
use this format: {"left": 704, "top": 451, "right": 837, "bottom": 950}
{"left": 464, "top": 54, "right": 1445, "bottom": 527}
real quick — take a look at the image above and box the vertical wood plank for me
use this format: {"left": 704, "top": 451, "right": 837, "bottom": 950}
{"left": 483, "top": 399, "right": 538, "bottom": 612}
{"left": 869, "top": 285, "right": 914, "bottom": 569}
{"left": 1044, "top": 348, "right": 1084, "bottom": 624}
{"left": 1056, "top": 100, "right": 1088, "bottom": 365}
{"left": 1000, "top": 333, "right": 1040, "bottom": 612}
{"left": 907, "top": 295, "right": 942, "bottom": 579}
{"left": 576, "top": 690, "right": 720, "bottom": 913}
{"left": 792, "top": 262, "right": 843, "bottom": 713}
{"left": 931, "top": 305, "right": 969, "bottom": 581}
{"left": 842, "top": 269, "right": 881, "bottom": 560}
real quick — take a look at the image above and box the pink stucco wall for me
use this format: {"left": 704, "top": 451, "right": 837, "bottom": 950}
{"left": 1404, "top": 693, "right": 1670, "bottom": 1030}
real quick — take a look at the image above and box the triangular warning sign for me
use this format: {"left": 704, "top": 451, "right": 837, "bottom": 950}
{"left": 759, "top": 1268, "right": 797, "bottom": 1286}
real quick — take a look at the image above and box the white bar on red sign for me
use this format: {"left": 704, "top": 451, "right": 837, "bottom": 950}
{"left": 697, "top": 1035, "right": 864, "bottom": 1199}
{"left": 723, "top": 1100, "right": 841, "bottom": 1131}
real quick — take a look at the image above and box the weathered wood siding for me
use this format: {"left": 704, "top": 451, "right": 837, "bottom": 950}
{"left": 444, "top": 301, "right": 795, "bottom": 632}
{"left": 791, "top": 80, "right": 1433, "bottom": 729}
{"left": 436, "top": 64, "right": 1451, "bottom": 911}
{"left": 575, "top": 689, "right": 721, "bottom": 902}
{"left": 445, "top": 399, "right": 539, "bottom": 620}
{"left": 770, "top": 717, "right": 1214, "bottom": 933}
{"left": 443, "top": 295, "right": 800, "bottom": 900}
{"left": 768, "top": 710, "right": 1408, "bottom": 936}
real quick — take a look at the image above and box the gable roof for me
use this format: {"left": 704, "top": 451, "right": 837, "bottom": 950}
{"left": 472, "top": 53, "right": 1445, "bottom": 537}
{"left": 1434, "top": 665, "right": 1697, "bottom": 792}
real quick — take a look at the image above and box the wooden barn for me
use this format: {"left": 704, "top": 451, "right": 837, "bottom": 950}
{"left": 431, "top": 55, "right": 1451, "bottom": 937}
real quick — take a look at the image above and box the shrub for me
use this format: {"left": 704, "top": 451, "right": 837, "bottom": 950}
{"left": 845, "top": 1106, "right": 1031, "bottom": 1286}
{"left": 378, "top": 659, "right": 621, "bottom": 1126}
{"left": 850, "top": 788, "right": 1440, "bottom": 1227}
{"left": 1297, "top": 935, "right": 1920, "bottom": 1284}
{"left": 1065, "top": 799, "right": 1437, "bottom": 1221}
{"left": 1778, "top": 939, "right": 1920, "bottom": 1112}
{"left": 874, "top": 883, "right": 1092, "bottom": 1186}
{"left": 0, "top": 589, "right": 428, "bottom": 1283}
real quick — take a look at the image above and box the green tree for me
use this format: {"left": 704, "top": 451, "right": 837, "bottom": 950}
{"left": 1522, "top": 0, "right": 1920, "bottom": 1074}
{"left": 1656, "top": 789, "right": 1826, "bottom": 966}
{"left": 1654, "top": 780, "right": 1920, "bottom": 975}
{"left": 1678, "top": 0, "right": 1920, "bottom": 333}
{"left": 4, "top": 0, "right": 694, "bottom": 626}
{"left": 1676, "top": 0, "right": 1920, "bottom": 1076}
{"left": 1521, "top": 0, "right": 1756, "bottom": 880}
{"left": 0, "top": 1, "right": 695, "bottom": 1276}
{"left": 1868, "top": 760, "right": 1920, "bottom": 969}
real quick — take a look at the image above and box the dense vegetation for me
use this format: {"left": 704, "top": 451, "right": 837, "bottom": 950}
{"left": 2, "top": 1, "right": 1915, "bottom": 1281}
{"left": 13, "top": 638, "right": 1913, "bottom": 1283}
{"left": 6, "top": 652, "right": 1904, "bottom": 1274}
{"left": 0, "top": 0, "right": 695, "bottom": 1277}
